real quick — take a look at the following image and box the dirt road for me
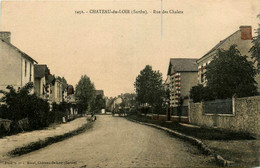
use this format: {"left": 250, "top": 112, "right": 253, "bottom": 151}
{"left": 0, "top": 115, "right": 216, "bottom": 168}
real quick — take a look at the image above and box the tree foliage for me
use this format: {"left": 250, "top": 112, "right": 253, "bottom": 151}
{"left": 190, "top": 84, "right": 215, "bottom": 102}
{"left": 120, "top": 93, "right": 137, "bottom": 108}
{"left": 191, "top": 45, "right": 258, "bottom": 102}
{"left": 0, "top": 82, "right": 50, "bottom": 130}
{"left": 75, "top": 75, "right": 95, "bottom": 113}
{"left": 105, "top": 97, "right": 116, "bottom": 111}
{"left": 92, "top": 95, "right": 106, "bottom": 113}
{"left": 57, "top": 76, "right": 67, "bottom": 85}
{"left": 190, "top": 84, "right": 204, "bottom": 103}
{"left": 205, "top": 45, "right": 257, "bottom": 99}
{"left": 134, "top": 65, "right": 166, "bottom": 112}
{"left": 249, "top": 14, "right": 260, "bottom": 73}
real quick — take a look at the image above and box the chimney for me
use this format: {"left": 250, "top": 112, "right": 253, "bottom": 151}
{"left": 239, "top": 26, "right": 252, "bottom": 40}
{"left": 0, "top": 32, "right": 11, "bottom": 43}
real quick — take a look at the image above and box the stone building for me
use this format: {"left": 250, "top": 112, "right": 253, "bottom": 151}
{"left": 197, "top": 26, "right": 260, "bottom": 92}
{"left": 0, "top": 32, "right": 37, "bottom": 97}
{"left": 167, "top": 58, "right": 198, "bottom": 107}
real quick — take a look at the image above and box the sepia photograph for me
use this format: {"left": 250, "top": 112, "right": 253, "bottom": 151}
{"left": 0, "top": 0, "right": 259, "bottom": 167}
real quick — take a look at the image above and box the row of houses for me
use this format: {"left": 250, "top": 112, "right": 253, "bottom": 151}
{"left": 165, "top": 25, "right": 260, "bottom": 109}
{"left": 0, "top": 31, "right": 76, "bottom": 106}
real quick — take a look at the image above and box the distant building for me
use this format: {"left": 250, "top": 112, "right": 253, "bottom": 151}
{"left": 197, "top": 26, "right": 260, "bottom": 92}
{"left": 50, "top": 78, "right": 63, "bottom": 104}
{"left": 63, "top": 85, "right": 75, "bottom": 102}
{"left": 167, "top": 58, "right": 198, "bottom": 107}
{"left": 112, "top": 97, "right": 123, "bottom": 112}
{"left": 0, "top": 32, "right": 37, "bottom": 97}
{"left": 34, "top": 64, "right": 55, "bottom": 100}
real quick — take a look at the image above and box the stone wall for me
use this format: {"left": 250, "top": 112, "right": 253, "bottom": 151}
{"left": 190, "top": 96, "right": 260, "bottom": 136}
{"left": 141, "top": 113, "right": 189, "bottom": 123}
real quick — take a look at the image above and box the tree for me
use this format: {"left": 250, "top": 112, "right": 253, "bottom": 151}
{"left": 0, "top": 82, "right": 50, "bottom": 130}
{"left": 75, "top": 75, "right": 95, "bottom": 113}
{"left": 134, "top": 65, "right": 166, "bottom": 113}
{"left": 120, "top": 93, "right": 137, "bottom": 108}
{"left": 106, "top": 97, "right": 116, "bottom": 112}
{"left": 249, "top": 14, "right": 260, "bottom": 73}
{"left": 190, "top": 84, "right": 215, "bottom": 103}
{"left": 57, "top": 76, "right": 67, "bottom": 85}
{"left": 190, "top": 84, "right": 204, "bottom": 103}
{"left": 206, "top": 45, "right": 257, "bottom": 99}
{"left": 92, "top": 95, "right": 106, "bottom": 113}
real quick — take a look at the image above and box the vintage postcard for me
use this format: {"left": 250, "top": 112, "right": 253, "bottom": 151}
{"left": 0, "top": 0, "right": 259, "bottom": 167}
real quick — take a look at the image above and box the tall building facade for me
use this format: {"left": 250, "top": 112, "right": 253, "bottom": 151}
{"left": 167, "top": 58, "right": 198, "bottom": 107}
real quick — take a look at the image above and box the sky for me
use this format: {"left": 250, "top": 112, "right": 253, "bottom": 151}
{"left": 0, "top": 0, "right": 259, "bottom": 97}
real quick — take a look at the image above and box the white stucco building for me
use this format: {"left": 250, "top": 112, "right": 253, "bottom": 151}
{"left": 197, "top": 26, "right": 260, "bottom": 92}
{"left": 0, "top": 32, "right": 37, "bottom": 97}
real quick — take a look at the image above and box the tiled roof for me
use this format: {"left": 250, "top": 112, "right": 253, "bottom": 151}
{"left": 34, "top": 64, "right": 56, "bottom": 85}
{"left": 34, "top": 65, "right": 48, "bottom": 78}
{"left": 167, "top": 58, "right": 198, "bottom": 75}
{"left": 1, "top": 39, "right": 37, "bottom": 64}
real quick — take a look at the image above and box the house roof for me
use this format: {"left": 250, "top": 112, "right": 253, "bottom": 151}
{"left": 198, "top": 30, "right": 239, "bottom": 61}
{"left": 167, "top": 58, "right": 198, "bottom": 75}
{"left": 1, "top": 39, "right": 38, "bottom": 64}
{"left": 34, "top": 65, "right": 48, "bottom": 78}
{"left": 34, "top": 64, "right": 56, "bottom": 85}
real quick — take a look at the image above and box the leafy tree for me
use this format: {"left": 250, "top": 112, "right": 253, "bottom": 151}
{"left": 134, "top": 65, "right": 166, "bottom": 113}
{"left": 206, "top": 45, "right": 257, "bottom": 99}
{"left": 0, "top": 82, "right": 50, "bottom": 130}
{"left": 249, "top": 14, "right": 260, "bottom": 73}
{"left": 190, "top": 84, "right": 215, "bottom": 103}
{"left": 92, "top": 95, "right": 106, "bottom": 113}
{"left": 190, "top": 84, "right": 204, "bottom": 103}
{"left": 75, "top": 75, "right": 95, "bottom": 113}
{"left": 56, "top": 76, "right": 68, "bottom": 85}
{"left": 105, "top": 97, "right": 116, "bottom": 112}
{"left": 120, "top": 93, "right": 137, "bottom": 108}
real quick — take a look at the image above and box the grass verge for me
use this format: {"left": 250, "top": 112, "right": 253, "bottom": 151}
{"left": 127, "top": 114, "right": 259, "bottom": 167}
{"left": 126, "top": 114, "right": 254, "bottom": 140}
{"left": 8, "top": 121, "right": 93, "bottom": 157}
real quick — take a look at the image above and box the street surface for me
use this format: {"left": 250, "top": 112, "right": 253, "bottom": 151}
{"left": 1, "top": 115, "right": 216, "bottom": 168}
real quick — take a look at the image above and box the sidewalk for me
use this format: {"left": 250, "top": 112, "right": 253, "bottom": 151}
{"left": 0, "top": 117, "right": 88, "bottom": 160}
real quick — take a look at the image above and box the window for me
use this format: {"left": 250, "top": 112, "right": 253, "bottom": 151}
{"left": 25, "top": 60, "right": 27, "bottom": 77}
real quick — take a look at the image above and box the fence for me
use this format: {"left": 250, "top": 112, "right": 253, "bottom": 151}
{"left": 172, "top": 106, "right": 188, "bottom": 116}
{"left": 204, "top": 99, "right": 232, "bottom": 115}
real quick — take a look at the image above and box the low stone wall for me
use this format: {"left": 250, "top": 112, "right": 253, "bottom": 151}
{"left": 141, "top": 114, "right": 167, "bottom": 121}
{"left": 140, "top": 114, "right": 189, "bottom": 123}
{"left": 190, "top": 96, "right": 260, "bottom": 136}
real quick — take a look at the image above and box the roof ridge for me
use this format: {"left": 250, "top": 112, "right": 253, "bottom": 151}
{"left": 1, "top": 39, "right": 37, "bottom": 64}
{"left": 200, "top": 30, "right": 240, "bottom": 59}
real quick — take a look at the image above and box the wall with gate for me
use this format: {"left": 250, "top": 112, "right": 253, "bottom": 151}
{"left": 190, "top": 96, "right": 260, "bottom": 136}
